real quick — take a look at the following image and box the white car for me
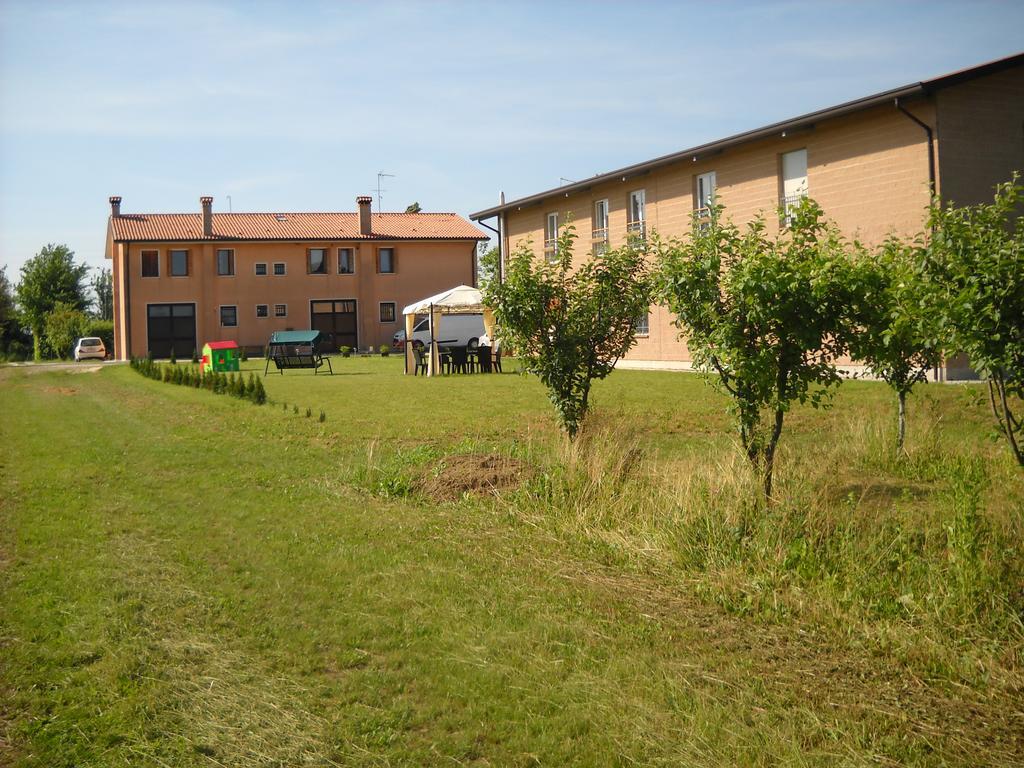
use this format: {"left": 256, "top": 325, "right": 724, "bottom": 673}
{"left": 393, "top": 314, "right": 485, "bottom": 350}
{"left": 74, "top": 337, "right": 107, "bottom": 361}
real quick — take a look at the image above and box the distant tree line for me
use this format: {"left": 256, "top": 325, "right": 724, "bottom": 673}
{"left": 2, "top": 244, "right": 114, "bottom": 361}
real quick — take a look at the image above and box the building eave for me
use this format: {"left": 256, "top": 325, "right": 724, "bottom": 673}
{"left": 470, "top": 50, "right": 1024, "bottom": 221}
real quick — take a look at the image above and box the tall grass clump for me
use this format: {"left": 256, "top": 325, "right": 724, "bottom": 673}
{"left": 499, "top": 409, "right": 1023, "bottom": 680}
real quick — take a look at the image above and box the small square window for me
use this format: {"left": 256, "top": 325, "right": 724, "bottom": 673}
{"left": 217, "top": 249, "right": 234, "bottom": 276}
{"left": 378, "top": 247, "right": 395, "bottom": 274}
{"left": 380, "top": 302, "right": 396, "bottom": 323}
{"left": 256, "top": 304, "right": 268, "bottom": 318}
{"left": 255, "top": 262, "right": 268, "bottom": 276}
{"left": 141, "top": 250, "right": 159, "bottom": 277}
{"left": 308, "top": 248, "right": 327, "bottom": 274}
{"left": 273, "top": 262, "right": 286, "bottom": 276}
{"left": 220, "top": 305, "right": 237, "bottom": 327}
{"left": 274, "top": 304, "right": 287, "bottom": 317}
{"left": 170, "top": 249, "right": 189, "bottom": 277}
{"left": 339, "top": 247, "right": 355, "bottom": 274}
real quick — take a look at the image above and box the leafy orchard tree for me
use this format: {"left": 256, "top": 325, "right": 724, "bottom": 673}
{"left": 483, "top": 224, "right": 652, "bottom": 439}
{"left": 847, "top": 237, "right": 942, "bottom": 453}
{"left": 91, "top": 267, "right": 114, "bottom": 321}
{"left": 43, "top": 302, "right": 90, "bottom": 359}
{"left": 657, "top": 199, "right": 855, "bottom": 500}
{"left": 16, "top": 244, "right": 90, "bottom": 359}
{"left": 923, "top": 177, "right": 1024, "bottom": 466}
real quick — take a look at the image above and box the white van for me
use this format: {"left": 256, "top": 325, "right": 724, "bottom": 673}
{"left": 393, "top": 314, "right": 485, "bottom": 350}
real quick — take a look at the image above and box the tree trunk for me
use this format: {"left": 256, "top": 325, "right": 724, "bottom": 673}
{"left": 993, "top": 374, "right": 1024, "bottom": 467}
{"left": 32, "top": 331, "right": 42, "bottom": 362}
{"left": 763, "top": 407, "right": 785, "bottom": 501}
{"left": 897, "top": 390, "right": 907, "bottom": 454}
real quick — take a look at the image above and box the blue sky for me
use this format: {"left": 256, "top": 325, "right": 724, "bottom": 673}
{"left": 1, "top": 0, "right": 1022, "bottom": 278}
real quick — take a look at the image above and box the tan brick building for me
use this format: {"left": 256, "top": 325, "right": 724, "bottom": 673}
{"left": 105, "top": 196, "right": 486, "bottom": 359}
{"left": 471, "top": 53, "right": 1024, "bottom": 374}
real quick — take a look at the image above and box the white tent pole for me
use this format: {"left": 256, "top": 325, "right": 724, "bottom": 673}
{"left": 428, "top": 303, "right": 436, "bottom": 377}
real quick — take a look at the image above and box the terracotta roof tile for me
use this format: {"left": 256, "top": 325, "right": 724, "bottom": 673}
{"left": 110, "top": 211, "right": 487, "bottom": 242}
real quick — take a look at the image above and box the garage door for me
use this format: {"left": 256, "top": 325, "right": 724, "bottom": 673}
{"left": 147, "top": 303, "right": 196, "bottom": 359}
{"left": 311, "top": 300, "right": 357, "bottom": 350}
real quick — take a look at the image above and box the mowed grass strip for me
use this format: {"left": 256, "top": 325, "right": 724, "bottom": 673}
{"left": 1, "top": 361, "right": 1022, "bottom": 766}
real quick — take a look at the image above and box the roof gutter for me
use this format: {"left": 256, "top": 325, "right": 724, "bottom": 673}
{"left": 471, "top": 82, "right": 928, "bottom": 220}
{"left": 123, "top": 240, "right": 132, "bottom": 360}
{"left": 895, "top": 96, "right": 936, "bottom": 196}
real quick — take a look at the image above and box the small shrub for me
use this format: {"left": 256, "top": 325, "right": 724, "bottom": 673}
{"left": 339, "top": 345, "right": 352, "bottom": 358}
{"left": 379, "top": 344, "right": 391, "bottom": 357}
{"left": 240, "top": 348, "right": 248, "bottom": 362}
{"left": 293, "top": 405, "right": 299, "bottom": 415}
{"left": 169, "top": 348, "right": 177, "bottom": 365}
{"left": 319, "top": 409, "right": 326, "bottom": 423}
{"left": 305, "top": 407, "right": 312, "bottom": 418}
{"left": 253, "top": 377, "right": 266, "bottom": 405}
{"left": 191, "top": 348, "right": 199, "bottom": 364}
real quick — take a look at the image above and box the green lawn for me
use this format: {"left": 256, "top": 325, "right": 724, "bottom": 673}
{"left": 1, "top": 358, "right": 1022, "bottom": 766}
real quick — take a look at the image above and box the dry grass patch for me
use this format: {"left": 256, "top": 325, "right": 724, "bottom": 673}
{"left": 417, "top": 453, "right": 532, "bottom": 501}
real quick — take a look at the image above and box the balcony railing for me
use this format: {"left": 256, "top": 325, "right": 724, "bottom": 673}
{"left": 543, "top": 238, "right": 558, "bottom": 262}
{"left": 626, "top": 220, "right": 646, "bottom": 240}
{"left": 591, "top": 227, "right": 608, "bottom": 241}
{"left": 780, "top": 193, "right": 806, "bottom": 227}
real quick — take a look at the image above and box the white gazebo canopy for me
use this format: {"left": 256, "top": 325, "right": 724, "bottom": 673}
{"left": 402, "top": 285, "right": 495, "bottom": 376}
{"left": 402, "top": 284, "right": 486, "bottom": 316}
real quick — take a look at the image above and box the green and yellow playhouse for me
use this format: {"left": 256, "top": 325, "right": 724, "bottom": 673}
{"left": 201, "top": 341, "right": 240, "bottom": 373}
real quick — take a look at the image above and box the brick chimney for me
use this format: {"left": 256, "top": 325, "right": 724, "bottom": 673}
{"left": 357, "top": 195, "right": 372, "bottom": 236}
{"left": 109, "top": 196, "right": 122, "bottom": 217}
{"left": 200, "top": 196, "right": 213, "bottom": 237}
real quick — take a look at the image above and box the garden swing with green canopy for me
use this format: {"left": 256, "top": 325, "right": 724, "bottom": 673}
{"left": 264, "top": 330, "right": 333, "bottom": 375}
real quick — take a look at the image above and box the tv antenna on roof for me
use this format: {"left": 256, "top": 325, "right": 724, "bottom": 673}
{"left": 376, "top": 172, "right": 395, "bottom": 210}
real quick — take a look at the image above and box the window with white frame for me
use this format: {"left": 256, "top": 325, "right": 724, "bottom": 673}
{"left": 220, "top": 305, "right": 237, "bottom": 327}
{"left": 781, "top": 149, "right": 808, "bottom": 225}
{"left": 544, "top": 212, "right": 559, "bottom": 262}
{"left": 274, "top": 304, "right": 287, "bottom": 317}
{"left": 256, "top": 304, "right": 269, "bottom": 318}
{"left": 634, "top": 312, "right": 650, "bottom": 337}
{"left": 255, "top": 262, "right": 268, "bottom": 276}
{"left": 379, "top": 302, "right": 396, "bottom": 323}
{"left": 307, "top": 248, "right": 327, "bottom": 274}
{"left": 592, "top": 199, "right": 609, "bottom": 254}
{"left": 338, "top": 247, "right": 355, "bottom": 274}
{"left": 627, "top": 190, "right": 645, "bottom": 238}
{"left": 216, "top": 249, "right": 235, "bottom": 276}
{"left": 696, "top": 172, "right": 716, "bottom": 217}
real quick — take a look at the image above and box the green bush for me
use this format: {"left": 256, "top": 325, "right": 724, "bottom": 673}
{"left": 379, "top": 344, "right": 391, "bottom": 357}
{"left": 339, "top": 345, "right": 352, "bottom": 358}
{"left": 83, "top": 319, "right": 114, "bottom": 356}
{"left": 43, "top": 302, "right": 89, "bottom": 359}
